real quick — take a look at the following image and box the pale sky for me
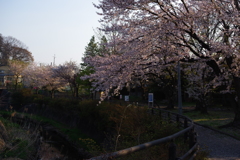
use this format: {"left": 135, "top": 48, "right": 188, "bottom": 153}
{"left": 0, "top": 0, "right": 101, "bottom": 65}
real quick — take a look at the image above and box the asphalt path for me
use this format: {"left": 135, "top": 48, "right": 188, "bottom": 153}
{"left": 195, "top": 124, "right": 240, "bottom": 160}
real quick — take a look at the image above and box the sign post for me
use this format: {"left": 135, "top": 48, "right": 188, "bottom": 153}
{"left": 148, "top": 93, "right": 154, "bottom": 108}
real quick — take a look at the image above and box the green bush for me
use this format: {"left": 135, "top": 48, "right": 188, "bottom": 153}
{"left": 129, "top": 95, "right": 144, "bottom": 102}
{"left": 83, "top": 104, "right": 186, "bottom": 160}
{"left": 47, "top": 98, "right": 79, "bottom": 110}
{"left": 10, "top": 89, "right": 36, "bottom": 107}
{"left": 76, "top": 101, "right": 182, "bottom": 156}
{"left": 78, "top": 100, "right": 113, "bottom": 132}
{"left": 109, "top": 105, "right": 180, "bottom": 150}
{"left": 33, "top": 96, "right": 51, "bottom": 106}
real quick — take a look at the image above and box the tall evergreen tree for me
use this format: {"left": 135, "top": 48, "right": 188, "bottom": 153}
{"left": 98, "top": 35, "right": 109, "bottom": 56}
{"left": 83, "top": 36, "right": 99, "bottom": 58}
{"left": 81, "top": 36, "right": 99, "bottom": 69}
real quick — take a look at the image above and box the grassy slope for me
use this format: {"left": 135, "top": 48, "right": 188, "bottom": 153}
{"left": 0, "top": 110, "right": 90, "bottom": 148}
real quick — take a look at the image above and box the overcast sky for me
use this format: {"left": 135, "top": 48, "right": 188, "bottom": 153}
{"left": 0, "top": 0, "right": 101, "bottom": 65}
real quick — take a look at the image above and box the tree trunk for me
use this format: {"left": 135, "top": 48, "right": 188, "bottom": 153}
{"left": 207, "top": 60, "right": 240, "bottom": 126}
{"left": 195, "top": 101, "right": 201, "bottom": 111}
{"left": 195, "top": 101, "right": 208, "bottom": 114}
{"left": 14, "top": 76, "right": 19, "bottom": 90}
{"left": 72, "top": 83, "right": 79, "bottom": 98}
{"left": 75, "top": 86, "right": 79, "bottom": 98}
{"left": 231, "top": 77, "right": 240, "bottom": 127}
{"left": 166, "top": 97, "right": 174, "bottom": 109}
{"left": 200, "top": 104, "right": 208, "bottom": 114}
{"left": 69, "top": 84, "right": 75, "bottom": 98}
{"left": 51, "top": 90, "right": 55, "bottom": 99}
{"left": 166, "top": 89, "right": 175, "bottom": 109}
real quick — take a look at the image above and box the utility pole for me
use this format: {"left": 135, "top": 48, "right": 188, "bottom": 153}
{"left": 53, "top": 54, "right": 56, "bottom": 66}
{"left": 178, "top": 61, "right": 182, "bottom": 114}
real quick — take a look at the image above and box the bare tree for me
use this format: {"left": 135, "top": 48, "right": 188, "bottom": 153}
{"left": 0, "top": 34, "right": 34, "bottom": 65}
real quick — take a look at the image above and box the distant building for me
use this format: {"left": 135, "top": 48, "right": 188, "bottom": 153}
{"left": 0, "top": 65, "right": 22, "bottom": 88}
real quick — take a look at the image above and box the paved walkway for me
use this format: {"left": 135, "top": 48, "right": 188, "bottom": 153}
{"left": 195, "top": 124, "right": 240, "bottom": 160}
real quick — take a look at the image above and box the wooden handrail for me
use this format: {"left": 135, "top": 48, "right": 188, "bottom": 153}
{"left": 88, "top": 108, "right": 198, "bottom": 160}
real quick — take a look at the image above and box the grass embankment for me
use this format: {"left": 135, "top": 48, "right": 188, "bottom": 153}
{"left": 0, "top": 104, "right": 190, "bottom": 160}
{"left": 0, "top": 110, "right": 89, "bottom": 145}
{"left": 0, "top": 110, "right": 101, "bottom": 159}
{"left": 0, "top": 115, "right": 37, "bottom": 159}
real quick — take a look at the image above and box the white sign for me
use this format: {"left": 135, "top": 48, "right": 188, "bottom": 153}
{"left": 148, "top": 93, "right": 154, "bottom": 102}
{"left": 125, "top": 95, "right": 129, "bottom": 101}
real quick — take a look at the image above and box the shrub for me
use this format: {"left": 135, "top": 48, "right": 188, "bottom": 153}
{"left": 79, "top": 138, "right": 102, "bottom": 156}
{"left": 33, "top": 96, "right": 51, "bottom": 106}
{"left": 108, "top": 105, "right": 180, "bottom": 150}
{"left": 87, "top": 104, "right": 186, "bottom": 160}
{"left": 47, "top": 98, "right": 79, "bottom": 110}
{"left": 10, "top": 89, "right": 36, "bottom": 107}
{"left": 78, "top": 100, "right": 113, "bottom": 132}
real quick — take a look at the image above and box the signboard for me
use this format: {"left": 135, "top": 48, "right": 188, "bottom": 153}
{"left": 125, "top": 95, "right": 129, "bottom": 101}
{"left": 148, "top": 93, "right": 154, "bottom": 102}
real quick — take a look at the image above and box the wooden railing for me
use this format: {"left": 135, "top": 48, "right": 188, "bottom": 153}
{"left": 88, "top": 108, "right": 198, "bottom": 160}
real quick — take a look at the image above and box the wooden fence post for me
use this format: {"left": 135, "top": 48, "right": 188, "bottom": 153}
{"left": 189, "top": 127, "right": 196, "bottom": 149}
{"left": 184, "top": 118, "right": 188, "bottom": 142}
{"left": 168, "top": 112, "right": 171, "bottom": 123}
{"left": 159, "top": 110, "right": 162, "bottom": 124}
{"left": 176, "top": 114, "right": 180, "bottom": 128}
{"left": 168, "top": 140, "right": 177, "bottom": 160}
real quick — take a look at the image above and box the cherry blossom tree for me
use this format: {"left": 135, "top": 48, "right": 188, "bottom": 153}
{"left": 53, "top": 61, "right": 81, "bottom": 98}
{"left": 23, "top": 63, "right": 46, "bottom": 90}
{"left": 44, "top": 65, "right": 66, "bottom": 98}
{"left": 8, "top": 60, "right": 28, "bottom": 90}
{"left": 23, "top": 63, "right": 66, "bottom": 98}
{"left": 86, "top": 0, "right": 240, "bottom": 126}
{"left": 184, "top": 62, "right": 216, "bottom": 114}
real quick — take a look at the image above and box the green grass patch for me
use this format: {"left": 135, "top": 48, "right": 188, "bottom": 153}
{"left": 3, "top": 139, "right": 29, "bottom": 159}
{"left": 183, "top": 110, "right": 234, "bottom": 127}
